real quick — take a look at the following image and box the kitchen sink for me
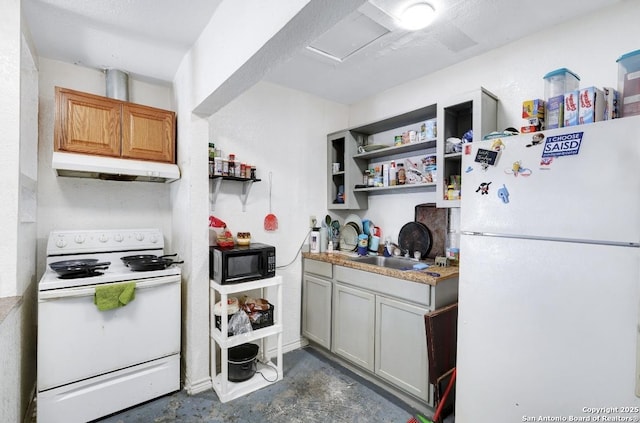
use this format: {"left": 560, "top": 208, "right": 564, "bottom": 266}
{"left": 349, "top": 255, "right": 422, "bottom": 271}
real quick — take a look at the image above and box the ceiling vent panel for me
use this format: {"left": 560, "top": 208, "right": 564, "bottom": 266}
{"left": 307, "top": 11, "right": 390, "bottom": 62}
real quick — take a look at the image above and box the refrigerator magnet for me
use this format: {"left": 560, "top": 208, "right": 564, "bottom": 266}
{"left": 497, "top": 184, "right": 510, "bottom": 204}
{"left": 475, "top": 148, "right": 500, "bottom": 170}
{"left": 539, "top": 156, "right": 554, "bottom": 170}
{"left": 505, "top": 160, "right": 532, "bottom": 177}
{"left": 475, "top": 182, "right": 492, "bottom": 195}
{"left": 526, "top": 133, "right": 545, "bottom": 147}
{"left": 491, "top": 139, "right": 505, "bottom": 151}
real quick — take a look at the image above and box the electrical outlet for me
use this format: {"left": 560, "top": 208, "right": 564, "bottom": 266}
{"left": 309, "top": 215, "right": 317, "bottom": 228}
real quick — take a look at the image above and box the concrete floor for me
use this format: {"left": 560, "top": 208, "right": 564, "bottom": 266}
{"left": 93, "top": 347, "right": 444, "bottom": 423}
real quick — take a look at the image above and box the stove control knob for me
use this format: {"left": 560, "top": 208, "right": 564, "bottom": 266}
{"left": 114, "top": 234, "right": 124, "bottom": 242}
{"left": 74, "top": 235, "right": 85, "bottom": 244}
{"left": 98, "top": 234, "right": 109, "bottom": 243}
{"left": 135, "top": 233, "right": 145, "bottom": 241}
{"left": 55, "top": 237, "right": 67, "bottom": 248}
{"left": 149, "top": 234, "right": 159, "bottom": 243}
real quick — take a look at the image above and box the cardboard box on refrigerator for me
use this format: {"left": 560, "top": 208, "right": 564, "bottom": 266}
{"left": 522, "top": 99, "right": 545, "bottom": 119}
{"left": 564, "top": 91, "right": 579, "bottom": 126}
{"left": 545, "top": 95, "right": 564, "bottom": 129}
{"left": 578, "top": 87, "right": 604, "bottom": 124}
{"left": 602, "top": 87, "right": 620, "bottom": 120}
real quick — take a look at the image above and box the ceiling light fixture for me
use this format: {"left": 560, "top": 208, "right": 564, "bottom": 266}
{"left": 398, "top": 2, "right": 436, "bottom": 31}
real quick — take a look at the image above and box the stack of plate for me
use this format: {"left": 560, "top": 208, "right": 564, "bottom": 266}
{"left": 339, "top": 222, "right": 360, "bottom": 252}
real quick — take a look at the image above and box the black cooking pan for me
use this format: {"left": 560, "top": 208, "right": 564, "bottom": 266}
{"left": 121, "top": 253, "right": 177, "bottom": 266}
{"left": 398, "top": 221, "right": 433, "bottom": 260}
{"left": 49, "top": 259, "right": 111, "bottom": 276}
{"left": 127, "top": 257, "right": 183, "bottom": 272}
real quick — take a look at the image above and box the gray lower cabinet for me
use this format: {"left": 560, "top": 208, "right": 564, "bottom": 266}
{"left": 332, "top": 283, "right": 375, "bottom": 371}
{"left": 301, "top": 273, "right": 332, "bottom": 349}
{"left": 302, "top": 259, "right": 333, "bottom": 349}
{"left": 302, "top": 258, "right": 457, "bottom": 408}
{"left": 375, "top": 295, "right": 429, "bottom": 401}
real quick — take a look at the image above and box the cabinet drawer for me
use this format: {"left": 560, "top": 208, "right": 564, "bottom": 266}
{"left": 304, "top": 259, "right": 332, "bottom": 279}
{"left": 334, "top": 265, "right": 430, "bottom": 307}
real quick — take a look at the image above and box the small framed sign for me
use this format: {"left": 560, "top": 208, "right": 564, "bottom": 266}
{"left": 474, "top": 148, "right": 500, "bottom": 169}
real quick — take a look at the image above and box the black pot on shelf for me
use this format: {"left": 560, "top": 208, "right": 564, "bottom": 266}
{"left": 228, "top": 343, "right": 259, "bottom": 382}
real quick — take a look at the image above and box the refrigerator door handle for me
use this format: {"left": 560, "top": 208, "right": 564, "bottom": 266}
{"left": 462, "top": 231, "right": 640, "bottom": 248}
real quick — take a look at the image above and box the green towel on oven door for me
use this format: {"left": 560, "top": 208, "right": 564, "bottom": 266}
{"left": 94, "top": 282, "right": 136, "bottom": 311}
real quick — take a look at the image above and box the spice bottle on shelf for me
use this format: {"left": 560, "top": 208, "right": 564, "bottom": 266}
{"left": 389, "top": 161, "right": 397, "bottom": 186}
{"left": 367, "top": 168, "right": 375, "bottom": 187}
{"left": 228, "top": 154, "right": 236, "bottom": 177}
{"left": 397, "top": 163, "right": 406, "bottom": 185}
{"left": 374, "top": 166, "right": 383, "bottom": 186}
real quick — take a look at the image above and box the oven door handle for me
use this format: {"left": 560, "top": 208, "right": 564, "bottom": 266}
{"left": 38, "top": 275, "right": 181, "bottom": 301}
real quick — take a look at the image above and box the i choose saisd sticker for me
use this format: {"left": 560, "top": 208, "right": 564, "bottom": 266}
{"left": 542, "top": 132, "right": 584, "bottom": 158}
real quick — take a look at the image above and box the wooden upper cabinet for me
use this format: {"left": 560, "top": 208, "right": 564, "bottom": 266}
{"left": 121, "top": 103, "right": 175, "bottom": 163}
{"left": 55, "top": 87, "right": 121, "bottom": 157}
{"left": 54, "top": 86, "right": 176, "bottom": 163}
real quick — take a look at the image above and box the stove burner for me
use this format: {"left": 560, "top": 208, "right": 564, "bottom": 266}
{"left": 58, "top": 271, "right": 104, "bottom": 280}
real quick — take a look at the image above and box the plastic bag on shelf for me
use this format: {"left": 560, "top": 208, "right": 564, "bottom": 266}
{"left": 228, "top": 309, "right": 253, "bottom": 335}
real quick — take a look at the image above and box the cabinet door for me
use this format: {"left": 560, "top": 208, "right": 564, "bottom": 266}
{"left": 121, "top": 103, "right": 176, "bottom": 163}
{"left": 54, "top": 87, "right": 121, "bottom": 157}
{"left": 332, "top": 283, "right": 375, "bottom": 371}
{"left": 302, "top": 274, "right": 332, "bottom": 349}
{"left": 375, "top": 295, "right": 431, "bottom": 402}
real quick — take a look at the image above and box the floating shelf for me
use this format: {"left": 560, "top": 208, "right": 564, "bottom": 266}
{"left": 209, "top": 176, "right": 261, "bottom": 212}
{"left": 353, "top": 183, "right": 436, "bottom": 193}
{"left": 353, "top": 138, "right": 437, "bottom": 160}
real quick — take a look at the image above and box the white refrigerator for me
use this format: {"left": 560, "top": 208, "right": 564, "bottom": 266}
{"left": 456, "top": 116, "right": 640, "bottom": 422}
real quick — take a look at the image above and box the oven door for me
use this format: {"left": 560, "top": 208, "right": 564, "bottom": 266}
{"left": 37, "top": 275, "right": 181, "bottom": 391}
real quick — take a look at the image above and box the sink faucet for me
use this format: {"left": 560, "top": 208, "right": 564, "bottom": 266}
{"left": 389, "top": 242, "right": 409, "bottom": 258}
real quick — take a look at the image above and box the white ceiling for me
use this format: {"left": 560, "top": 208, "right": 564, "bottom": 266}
{"left": 23, "top": 0, "right": 622, "bottom": 104}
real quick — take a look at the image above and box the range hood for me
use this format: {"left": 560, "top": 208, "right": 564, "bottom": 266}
{"left": 52, "top": 152, "right": 180, "bottom": 183}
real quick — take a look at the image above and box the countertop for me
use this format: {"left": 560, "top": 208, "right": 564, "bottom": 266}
{"left": 302, "top": 252, "right": 459, "bottom": 286}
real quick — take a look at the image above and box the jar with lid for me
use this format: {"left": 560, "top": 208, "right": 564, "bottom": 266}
{"left": 389, "top": 161, "right": 397, "bottom": 186}
{"left": 397, "top": 163, "right": 406, "bottom": 185}
{"left": 367, "top": 169, "right": 375, "bottom": 187}
{"left": 228, "top": 154, "right": 236, "bottom": 177}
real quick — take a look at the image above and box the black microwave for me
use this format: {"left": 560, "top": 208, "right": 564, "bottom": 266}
{"left": 210, "top": 243, "right": 276, "bottom": 284}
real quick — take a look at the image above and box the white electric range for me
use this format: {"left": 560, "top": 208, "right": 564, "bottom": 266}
{"left": 37, "top": 228, "right": 182, "bottom": 423}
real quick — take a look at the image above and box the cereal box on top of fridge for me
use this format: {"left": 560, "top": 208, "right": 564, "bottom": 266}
{"left": 578, "top": 87, "right": 604, "bottom": 125}
{"left": 564, "top": 91, "right": 579, "bottom": 127}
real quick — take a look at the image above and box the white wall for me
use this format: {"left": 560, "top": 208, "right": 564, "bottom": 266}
{"left": 36, "top": 58, "right": 176, "bottom": 277}
{"left": 208, "top": 81, "right": 349, "bottom": 349}
{"left": 349, "top": 2, "right": 638, "bottom": 131}
{"left": 0, "top": 0, "right": 22, "bottom": 299}
{"left": 171, "top": 0, "right": 323, "bottom": 393}
{"left": 1, "top": 0, "right": 39, "bottom": 418}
